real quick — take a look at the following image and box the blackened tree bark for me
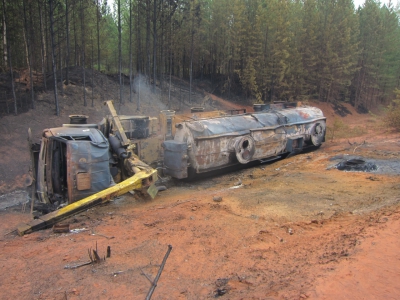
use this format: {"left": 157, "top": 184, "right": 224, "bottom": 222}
{"left": 146, "top": 0, "right": 151, "bottom": 81}
{"left": 118, "top": 0, "right": 122, "bottom": 103}
{"left": 23, "top": 0, "right": 35, "bottom": 109}
{"left": 49, "top": 0, "right": 60, "bottom": 116}
{"left": 168, "top": 0, "right": 173, "bottom": 108}
{"left": 58, "top": 19, "right": 64, "bottom": 96}
{"left": 136, "top": 0, "right": 142, "bottom": 110}
{"left": 189, "top": 28, "right": 193, "bottom": 103}
{"left": 2, "top": 0, "right": 17, "bottom": 115}
{"left": 65, "top": 0, "right": 70, "bottom": 85}
{"left": 38, "top": 0, "right": 47, "bottom": 91}
{"left": 91, "top": 40, "right": 94, "bottom": 107}
{"left": 2, "top": 12, "right": 6, "bottom": 67}
{"left": 129, "top": 0, "right": 133, "bottom": 102}
{"left": 96, "top": 0, "right": 100, "bottom": 71}
{"left": 189, "top": 1, "right": 196, "bottom": 103}
{"left": 81, "top": 0, "right": 86, "bottom": 106}
{"left": 58, "top": 24, "right": 63, "bottom": 96}
{"left": 152, "top": 0, "right": 157, "bottom": 92}
{"left": 73, "top": 6, "right": 78, "bottom": 66}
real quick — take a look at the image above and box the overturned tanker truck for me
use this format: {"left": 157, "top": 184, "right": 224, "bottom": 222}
{"left": 17, "top": 100, "right": 326, "bottom": 235}
{"left": 163, "top": 102, "right": 326, "bottom": 179}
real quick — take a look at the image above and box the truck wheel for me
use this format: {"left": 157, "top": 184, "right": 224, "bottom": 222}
{"left": 235, "top": 136, "right": 255, "bottom": 164}
{"left": 310, "top": 122, "right": 326, "bottom": 146}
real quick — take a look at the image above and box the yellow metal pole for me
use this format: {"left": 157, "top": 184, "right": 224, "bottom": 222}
{"left": 17, "top": 168, "right": 157, "bottom": 236}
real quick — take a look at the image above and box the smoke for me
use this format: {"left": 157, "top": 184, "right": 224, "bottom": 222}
{"left": 131, "top": 73, "right": 167, "bottom": 116}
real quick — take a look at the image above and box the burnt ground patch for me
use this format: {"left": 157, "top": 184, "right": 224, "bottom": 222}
{"left": 329, "top": 154, "right": 400, "bottom": 175}
{"left": 332, "top": 102, "right": 352, "bottom": 117}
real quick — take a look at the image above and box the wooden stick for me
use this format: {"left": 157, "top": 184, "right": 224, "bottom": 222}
{"left": 91, "top": 232, "right": 114, "bottom": 239}
{"left": 145, "top": 245, "right": 173, "bottom": 300}
{"left": 107, "top": 246, "right": 111, "bottom": 258}
{"left": 88, "top": 248, "right": 93, "bottom": 262}
{"left": 140, "top": 267, "right": 154, "bottom": 284}
{"left": 64, "top": 261, "right": 92, "bottom": 269}
{"left": 93, "top": 250, "right": 101, "bottom": 263}
{"left": 4, "top": 229, "right": 17, "bottom": 236}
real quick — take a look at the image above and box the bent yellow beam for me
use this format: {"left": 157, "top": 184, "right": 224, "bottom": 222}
{"left": 17, "top": 169, "right": 157, "bottom": 236}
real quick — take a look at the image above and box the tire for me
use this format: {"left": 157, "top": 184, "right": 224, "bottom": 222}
{"left": 310, "top": 122, "right": 326, "bottom": 146}
{"left": 235, "top": 136, "right": 256, "bottom": 164}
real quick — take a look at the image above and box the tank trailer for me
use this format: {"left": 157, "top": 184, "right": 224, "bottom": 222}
{"left": 17, "top": 100, "right": 326, "bottom": 235}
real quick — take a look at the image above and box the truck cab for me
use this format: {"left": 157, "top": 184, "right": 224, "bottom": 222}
{"left": 35, "top": 126, "right": 113, "bottom": 206}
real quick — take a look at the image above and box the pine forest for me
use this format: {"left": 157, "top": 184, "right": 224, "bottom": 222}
{"left": 1, "top": 0, "right": 399, "bottom": 116}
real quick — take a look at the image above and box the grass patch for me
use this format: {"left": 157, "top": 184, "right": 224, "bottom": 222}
{"left": 327, "top": 117, "right": 372, "bottom": 141}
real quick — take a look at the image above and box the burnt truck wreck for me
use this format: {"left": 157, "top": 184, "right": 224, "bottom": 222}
{"left": 18, "top": 101, "right": 326, "bottom": 235}
{"left": 163, "top": 102, "right": 326, "bottom": 179}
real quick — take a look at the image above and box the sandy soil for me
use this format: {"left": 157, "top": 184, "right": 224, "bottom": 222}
{"left": 0, "top": 70, "right": 399, "bottom": 299}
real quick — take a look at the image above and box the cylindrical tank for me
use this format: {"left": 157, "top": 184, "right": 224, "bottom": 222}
{"left": 161, "top": 110, "right": 176, "bottom": 117}
{"left": 160, "top": 110, "right": 176, "bottom": 138}
{"left": 253, "top": 104, "right": 270, "bottom": 112}
{"left": 163, "top": 105, "right": 326, "bottom": 179}
{"left": 191, "top": 107, "right": 205, "bottom": 113}
{"left": 69, "top": 115, "right": 88, "bottom": 124}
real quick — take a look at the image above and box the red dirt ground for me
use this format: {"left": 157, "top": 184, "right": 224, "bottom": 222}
{"left": 0, "top": 73, "right": 399, "bottom": 299}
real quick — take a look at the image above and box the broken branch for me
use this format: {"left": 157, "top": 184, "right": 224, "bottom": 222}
{"left": 107, "top": 246, "right": 111, "bottom": 258}
{"left": 140, "top": 267, "right": 154, "bottom": 284}
{"left": 64, "top": 261, "right": 92, "bottom": 269}
{"left": 353, "top": 140, "right": 366, "bottom": 153}
{"left": 145, "top": 245, "right": 173, "bottom": 300}
{"left": 93, "top": 249, "right": 101, "bottom": 263}
{"left": 88, "top": 248, "right": 93, "bottom": 262}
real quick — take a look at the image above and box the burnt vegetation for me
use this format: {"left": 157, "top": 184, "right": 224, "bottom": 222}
{"left": 0, "top": 0, "right": 399, "bottom": 125}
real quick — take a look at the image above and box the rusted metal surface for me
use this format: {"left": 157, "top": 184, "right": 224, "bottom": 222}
{"left": 163, "top": 140, "right": 188, "bottom": 179}
{"left": 53, "top": 223, "right": 70, "bottom": 233}
{"left": 105, "top": 100, "right": 130, "bottom": 146}
{"left": 36, "top": 127, "right": 112, "bottom": 205}
{"left": 163, "top": 104, "right": 326, "bottom": 178}
{"left": 136, "top": 137, "right": 162, "bottom": 165}
{"left": 22, "top": 100, "right": 162, "bottom": 235}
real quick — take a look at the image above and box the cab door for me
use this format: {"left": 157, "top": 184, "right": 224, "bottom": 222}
{"left": 66, "top": 140, "right": 111, "bottom": 204}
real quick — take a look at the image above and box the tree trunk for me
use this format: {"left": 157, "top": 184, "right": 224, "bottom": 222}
{"left": 44, "top": 0, "right": 50, "bottom": 74}
{"left": 65, "top": 0, "right": 70, "bottom": 85}
{"left": 91, "top": 41, "right": 94, "bottom": 107}
{"left": 152, "top": 0, "right": 157, "bottom": 92}
{"left": 129, "top": 0, "right": 133, "bottom": 103}
{"left": 118, "top": 0, "right": 122, "bottom": 103}
{"left": 81, "top": 0, "right": 86, "bottom": 106}
{"left": 58, "top": 24, "right": 64, "bottom": 96}
{"left": 136, "top": 0, "right": 142, "bottom": 111}
{"left": 49, "top": 0, "right": 60, "bottom": 116}
{"left": 136, "top": 0, "right": 142, "bottom": 73}
{"left": 97, "top": 0, "right": 100, "bottom": 71}
{"left": 2, "top": 15, "right": 6, "bottom": 67}
{"left": 23, "top": 0, "right": 35, "bottom": 109}
{"left": 168, "top": 1, "right": 172, "bottom": 109}
{"left": 73, "top": 7, "right": 78, "bottom": 66}
{"left": 146, "top": 0, "right": 151, "bottom": 81}
{"left": 189, "top": 28, "right": 194, "bottom": 103}
{"left": 2, "top": 0, "right": 17, "bottom": 115}
{"left": 38, "top": 0, "right": 47, "bottom": 91}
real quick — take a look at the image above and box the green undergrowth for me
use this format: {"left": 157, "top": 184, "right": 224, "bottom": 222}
{"left": 385, "top": 99, "right": 400, "bottom": 131}
{"left": 326, "top": 116, "right": 383, "bottom": 141}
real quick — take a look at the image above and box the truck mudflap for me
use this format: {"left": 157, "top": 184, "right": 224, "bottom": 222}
{"left": 17, "top": 168, "right": 157, "bottom": 236}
